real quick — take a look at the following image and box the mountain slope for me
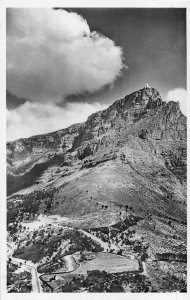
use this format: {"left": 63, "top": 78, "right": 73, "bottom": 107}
{"left": 7, "top": 86, "right": 187, "bottom": 228}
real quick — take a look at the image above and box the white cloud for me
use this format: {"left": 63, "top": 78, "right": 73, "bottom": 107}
{"left": 166, "top": 88, "right": 187, "bottom": 115}
{"left": 7, "top": 101, "right": 108, "bottom": 141}
{"left": 7, "top": 8, "right": 124, "bottom": 103}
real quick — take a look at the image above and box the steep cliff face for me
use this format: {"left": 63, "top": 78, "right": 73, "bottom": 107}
{"left": 7, "top": 86, "right": 186, "bottom": 228}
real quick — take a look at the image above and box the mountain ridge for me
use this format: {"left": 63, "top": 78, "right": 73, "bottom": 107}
{"left": 7, "top": 86, "right": 185, "bottom": 144}
{"left": 6, "top": 86, "right": 165, "bottom": 142}
{"left": 7, "top": 86, "right": 186, "bottom": 200}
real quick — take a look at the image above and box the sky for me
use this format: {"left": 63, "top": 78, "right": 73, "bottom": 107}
{"left": 6, "top": 8, "right": 186, "bottom": 141}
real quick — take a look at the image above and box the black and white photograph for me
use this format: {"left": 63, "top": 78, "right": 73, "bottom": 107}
{"left": 1, "top": 0, "right": 189, "bottom": 297}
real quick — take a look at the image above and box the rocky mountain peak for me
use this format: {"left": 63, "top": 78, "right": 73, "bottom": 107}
{"left": 84, "top": 86, "right": 164, "bottom": 137}
{"left": 123, "top": 85, "right": 163, "bottom": 109}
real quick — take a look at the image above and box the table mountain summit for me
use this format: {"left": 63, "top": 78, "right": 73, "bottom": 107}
{"left": 7, "top": 86, "right": 186, "bottom": 229}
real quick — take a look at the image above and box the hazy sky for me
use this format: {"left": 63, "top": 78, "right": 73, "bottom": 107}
{"left": 6, "top": 8, "right": 186, "bottom": 140}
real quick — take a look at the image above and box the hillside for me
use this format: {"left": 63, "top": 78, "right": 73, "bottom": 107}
{"left": 7, "top": 86, "right": 186, "bottom": 227}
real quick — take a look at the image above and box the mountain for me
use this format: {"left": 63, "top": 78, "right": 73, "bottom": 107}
{"left": 7, "top": 86, "right": 186, "bottom": 228}
{"left": 7, "top": 86, "right": 187, "bottom": 291}
{"left": 7, "top": 90, "right": 28, "bottom": 110}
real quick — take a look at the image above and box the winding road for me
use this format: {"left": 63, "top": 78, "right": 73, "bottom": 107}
{"left": 8, "top": 244, "right": 42, "bottom": 293}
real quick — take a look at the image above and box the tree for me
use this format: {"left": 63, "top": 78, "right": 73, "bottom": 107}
{"left": 141, "top": 252, "right": 148, "bottom": 262}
